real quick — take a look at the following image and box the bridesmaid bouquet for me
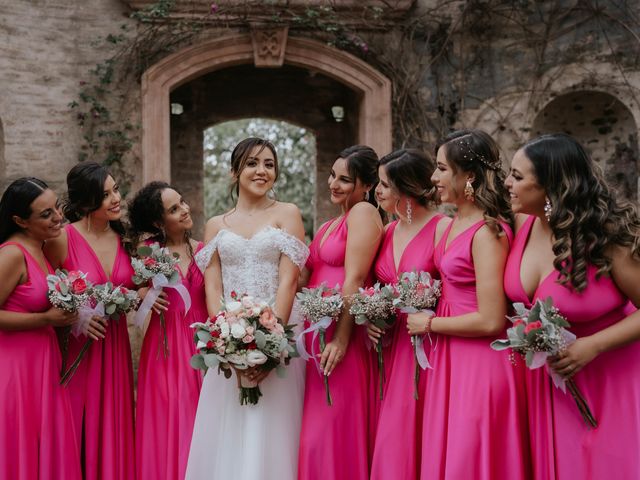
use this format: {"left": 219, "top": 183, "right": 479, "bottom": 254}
{"left": 392, "top": 271, "right": 441, "bottom": 400}
{"left": 190, "top": 292, "right": 298, "bottom": 405}
{"left": 60, "top": 282, "right": 141, "bottom": 386}
{"left": 131, "top": 242, "right": 191, "bottom": 357}
{"left": 349, "top": 283, "right": 397, "bottom": 399}
{"left": 296, "top": 284, "right": 343, "bottom": 406}
{"left": 491, "top": 297, "right": 597, "bottom": 428}
{"left": 47, "top": 269, "right": 93, "bottom": 312}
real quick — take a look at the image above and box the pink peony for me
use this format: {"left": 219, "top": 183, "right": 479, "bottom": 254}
{"left": 259, "top": 309, "right": 278, "bottom": 330}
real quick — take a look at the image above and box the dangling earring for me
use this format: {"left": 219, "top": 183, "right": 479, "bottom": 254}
{"left": 544, "top": 197, "right": 552, "bottom": 222}
{"left": 364, "top": 191, "right": 370, "bottom": 202}
{"left": 464, "top": 179, "right": 475, "bottom": 202}
{"left": 86, "top": 214, "right": 92, "bottom": 232}
{"left": 405, "top": 199, "right": 413, "bottom": 224}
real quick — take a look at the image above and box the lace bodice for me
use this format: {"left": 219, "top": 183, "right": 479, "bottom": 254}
{"left": 195, "top": 226, "right": 309, "bottom": 303}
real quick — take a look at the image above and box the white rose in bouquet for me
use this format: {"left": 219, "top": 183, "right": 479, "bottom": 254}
{"left": 247, "top": 350, "right": 268, "bottom": 366}
{"left": 231, "top": 322, "right": 247, "bottom": 339}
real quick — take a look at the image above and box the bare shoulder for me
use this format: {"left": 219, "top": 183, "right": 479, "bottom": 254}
{"left": 474, "top": 223, "right": 509, "bottom": 251}
{"left": 0, "top": 243, "right": 26, "bottom": 267}
{"left": 273, "top": 201, "right": 304, "bottom": 240}
{"left": 348, "top": 201, "right": 382, "bottom": 225}
{"left": 203, "top": 214, "right": 226, "bottom": 243}
{"left": 273, "top": 201, "right": 301, "bottom": 216}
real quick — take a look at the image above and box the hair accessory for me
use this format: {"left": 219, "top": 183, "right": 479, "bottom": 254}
{"left": 457, "top": 139, "right": 501, "bottom": 171}
{"left": 544, "top": 197, "right": 552, "bottom": 222}
{"left": 464, "top": 179, "right": 475, "bottom": 202}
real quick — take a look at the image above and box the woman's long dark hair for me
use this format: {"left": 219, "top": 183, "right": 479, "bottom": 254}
{"left": 524, "top": 133, "right": 640, "bottom": 292}
{"left": 0, "top": 177, "right": 49, "bottom": 244}
{"left": 436, "top": 129, "right": 513, "bottom": 236}
{"left": 63, "top": 162, "right": 126, "bottom": 236}
{"left": 128, "top": 181, "right": 193, "bottom": 259}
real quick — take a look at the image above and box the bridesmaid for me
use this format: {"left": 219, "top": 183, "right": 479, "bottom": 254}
{"left": 407, "top": 129, "right": 530, "bottom": 479}
{"left": 0, "top": 178, "right": 82, "bottom": 479}
{"left": 368, "top": 149, "right": 449, "bottom": 480}
{"left": 298, "top": 145, "right": 383, "bottom": 480}
{"left": 504, "top": 133, "right": 640, "bottom": 479}
{"left": 44, "top": 162, "right": 136, "bottom": 480}
{"left": 129, "top": 182, "right": 206, "bottom": 480}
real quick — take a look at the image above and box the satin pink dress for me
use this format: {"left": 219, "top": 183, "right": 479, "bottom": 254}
{"left": 61, "top": 224, "right": 135, "bottom": 480}
{"left": 505, "top": 215, "right": 640, "bottom": 479}
{"left": 420, "top": 219, "right": 530, "bottom": 480}
{"left": 136, "top": 242, "right": 206, "bottom": 480}
{"left": 370, "top": 215, "right": 443, "bottom": 480}
{"left": 0, "top": 242, "right": 82, "bottom": 480}
{"left": 298, "top": 214, "right": 373, "bottom": 480}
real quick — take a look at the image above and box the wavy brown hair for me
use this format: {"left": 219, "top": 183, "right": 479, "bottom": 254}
{"left": 436, "top": 129, "right": 513, "bottom": 236}
{"left": 379, "top": 148, "right": 438, "bottom": 208}
{"left": 523, "top": 133, "right": 640, "bottom": 292}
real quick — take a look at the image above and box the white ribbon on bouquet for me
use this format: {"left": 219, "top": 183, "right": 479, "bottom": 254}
{"left": 295, "top": 315, "right": 334, "bottom": 374}
{"left": 133, "top": 273, "right": 192, "bottom": 328}
{"left": 73, "top": 302, "right": 105, "bottom": 337}
{"left": 529, "top": 329, "right": 577, "bottom": 393}
{"left": 401, "top": 307, "right": 436, "bottom": 370}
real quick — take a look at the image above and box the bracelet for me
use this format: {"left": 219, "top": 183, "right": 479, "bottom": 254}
{"left": 425, "top": 315, "right": 433, "bottom": 334}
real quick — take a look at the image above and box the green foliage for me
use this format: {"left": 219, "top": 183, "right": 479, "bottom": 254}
{"left": 203, "top": 119, "right": 316, "bottom": 238}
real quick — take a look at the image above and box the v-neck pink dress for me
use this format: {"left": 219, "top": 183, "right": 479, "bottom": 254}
{"left": 136, "top": 242, "right": 206, "bottom": 480}
{"left": 61, "top": 224, "right": 136, "bottom": 480}
{"left": 370, "top": 215, "right": 443, "bottom": 480}
{"left": 505, "top": 215, "right": 640, "bottom": 479}
{"left": 419, "top": 219, "right": 530, "bottom": 480}
{"left": 0, "top": 242, "right": 82, "bottom": 480}
{"left": 297, "top": 214, "right": 374, "bottom": 480}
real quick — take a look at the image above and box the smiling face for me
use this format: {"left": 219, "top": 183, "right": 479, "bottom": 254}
{"left": 505, "top": 149, "right": 546, "bottom": 216}
{"left": 236, "top": 145, "right": 277, "bottom": 197}
{"left": 14, "top": 188, "right": 63, "bottom": 241}
{"left": 90, "top": 175, "right": 122, "bottom": 223}
{"left": 328, "top": 157, "right": 370, "bottom": 210}
{"left": 430, "top": 147, "right": 470, "bottom": 205}
{"left": 160, "top": 188, "right": 193, "bottom": 234}
{"left": 375, "top": 165, "right": 400, "bottom": 214}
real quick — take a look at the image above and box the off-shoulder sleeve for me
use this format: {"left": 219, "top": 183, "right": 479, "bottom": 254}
{"left": 195, "top": 236, "right": 219, "bottom": 273}
{"left": 278, "top": 232, "right": 310, "bottom": 270}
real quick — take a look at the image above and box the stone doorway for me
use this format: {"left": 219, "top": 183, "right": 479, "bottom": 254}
{"left": 141, "top": 32, "right": 392, "bottom": 237}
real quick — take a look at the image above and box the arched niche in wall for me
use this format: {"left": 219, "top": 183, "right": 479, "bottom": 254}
{"left": 533, "top": 91, "right": 639, "bottom": 201}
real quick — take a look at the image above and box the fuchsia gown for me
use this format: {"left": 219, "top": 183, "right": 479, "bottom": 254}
{"left": 61, "top": 224, "right": 136, "bottom": 480}
{"left": 505, "top": 215, "right": 640, "bottom": 479}
{"left": 136, "top": 242, "right": 206, "bottom": 480}
{"left": 0, "top": 242, "right": 82, "bottom": 480}
{"left": 370, "top": 215, "right": 443, "bottom": 480}
{"left": 420, "top": 219, "right": 530, "bottom": 480}
{"left": 297, "top": 214, "right": 374, "bottom": 480}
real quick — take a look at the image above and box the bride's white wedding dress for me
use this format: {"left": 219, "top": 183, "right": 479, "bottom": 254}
{"left": 185, "top": 227, "right": 309, "bottom": 480}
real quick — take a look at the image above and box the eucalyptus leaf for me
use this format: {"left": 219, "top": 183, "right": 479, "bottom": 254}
{"left": 203, "top": 353, "right": 219, "bottom": 368}
{"left": 137, "top": 245, "right": 153, "bottom": 257}
{"left": 190, "top": 354, "right": 206, "bottom": 371}
{"left": 196, "top": 330, "right": 212, "bottom": 343}
{"left": 106, "top": 303, "right": 117, "bottom": 315}
{"left": 490, "top": 339, "right": 512, "bottom": 351}
{"left": 254, "top": 330, "right": 267, "bottom": 349}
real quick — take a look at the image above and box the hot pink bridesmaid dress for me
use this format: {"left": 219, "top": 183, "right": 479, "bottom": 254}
{"left": 420, "top": 219, "right": 530, "bottom": 480}
{"left": 297, "top": 214, "right": 373, "bottom": 480}
{"left": 135, "top": 242, "right": 206, "bottom": 480}
{"left": 61, "top": 224, "right": 136, "bottom": 480}
{"left": 0, "top": 242, "right": 82, "bottom": 480}
{"left": 370, "top": 215, "right": 443, "bottom": 480}
{"left": 505, "top": 215, "right": 640, "bottom": 479}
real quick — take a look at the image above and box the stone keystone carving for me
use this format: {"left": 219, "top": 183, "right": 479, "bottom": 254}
{"left": 251, "top": 26, "right": 289, "bottom": 68}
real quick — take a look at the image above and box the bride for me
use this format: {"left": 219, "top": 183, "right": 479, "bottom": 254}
{"left": 186, "top": 137, "right": 309, "bottom": 480}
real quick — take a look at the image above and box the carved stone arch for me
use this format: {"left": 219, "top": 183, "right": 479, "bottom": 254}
{"left": 141, "top": 34, "right": 392, "bottom": 184}
{"left": 532, "top": 90, "right": 639, "bottom": 200}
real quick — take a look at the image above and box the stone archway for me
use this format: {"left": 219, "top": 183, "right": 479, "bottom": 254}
{"left": 141, "top": 33, "right": 392, "bottom": 186}
{"left": 532, "top": 90, "right": 639, "bottom": 200}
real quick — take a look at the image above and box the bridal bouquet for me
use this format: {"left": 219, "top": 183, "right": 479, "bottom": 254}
{"left": 392, "top": 271, "right": 441, "bottom": 400}
{"left": 131, "top": 242, "right": 191, "bottom": 357}
{"left": 296, "top": 284, "right": 343, "bottom": 406}
{"left": 349, "top": 283, "right": 397, "bottom": 399}
{"left": 491, "top": 297, "right": 597, "bottom": 428}
{"left": 190, "top": 292, "right": 297, "bottom": 405}
{"left": 60, "top": 282, "right": 140, "bottom": 386}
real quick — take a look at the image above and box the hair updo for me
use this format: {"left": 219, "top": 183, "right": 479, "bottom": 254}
{"left": 338, "top": 144, "right": 379, "bottom": 208}
{"left": 379, "top": 148, "right": 437, "bottom": 207}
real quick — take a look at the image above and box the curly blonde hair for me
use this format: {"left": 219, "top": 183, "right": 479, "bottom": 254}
{"left": 523, "top": 133, "right": 640, "bottom": 292}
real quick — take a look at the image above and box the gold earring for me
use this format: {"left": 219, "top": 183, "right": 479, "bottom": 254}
{"left": 464, "top": 179, "right": 475, "bottom": 202}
